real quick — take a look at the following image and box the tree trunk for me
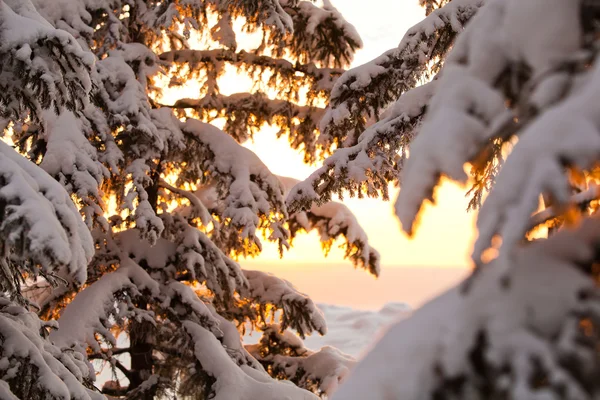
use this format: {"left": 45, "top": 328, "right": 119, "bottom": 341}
{"left": 128, "top": 301, "right": 156, "bottom": 399}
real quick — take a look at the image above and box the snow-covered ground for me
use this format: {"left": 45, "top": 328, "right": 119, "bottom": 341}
{"left": 245, "top": 302, "right": 411, "bottom": 358}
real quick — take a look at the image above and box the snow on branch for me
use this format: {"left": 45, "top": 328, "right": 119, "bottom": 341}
{"left": 395, "top": 0, "right": 588, "bottom": 256}
{"left": 528, "top": 183, "right": 600, "bottom": 231}
{"left": 159, "top": 179, "right": 212, "bottom": 226}
{"left": 242, "top": 270, "right": 326, "bottom": 338}
{"left": 0, "top": 0, "right": 94, "bottom": 122}
{"left": 247, "top": 324, "right": 355, "bottom": 397}
{"left": 283, "top": 175, "right": 381, "bottom": 276}
{"left": 220, "top": 0, "right": 295, "bottom": 33}
{"left": 287, "top": 81, "right": 436, "bottom": 213}
{"left": 37, "top": 109, "right": 108, "bottom": 226}
{"left": 0, "top": 296, "right": 103, "bottom": 400}
{"left": 98, "top": 227, "right": 247, "bottom": 306}
{"left": 50, "top": 258, "right": 160, "bottom": 355}
{"left": 319, "top": 0, "right": 483, "bottom": 152}
{"left": 332, "top": 215, "right": 600, "bottom": 400}
{"left": 95, "top": 45, "right": 179, "bottom": 155}
{"left": 160, "top": 48, "right": 343, "bottom": 94}
{"left": 0, "top": 141, "right": 94, "bottom": 294}
{"left": 183, "top": 320, "right": 318, "bottom": 400}
{"left": 32, "top": 0, "right": 294, "bottom": 55}
{"left": 271, "top": 0, "right": 362, "bottom": 69}
{"left": 420, "top": 0, "right": 453, "bottom": 16}
{"left": 161, "top": 281, "right": 222, "bottom": 336}
{"left": 172, "top": 93, "right": 325, "bottom": 162}
{"left": 179, "top": 119, "right": 290, "bottom": 257}
{"left": 473, "top": 56, "right": 600, "bottom": 264}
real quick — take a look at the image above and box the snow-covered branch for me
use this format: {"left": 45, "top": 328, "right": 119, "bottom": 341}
{"left": 319, "top": 0, "right": 483, "bottom": 151}
{"left": 287, "top": 81, "right": 436, "bottom": 213}
{"left": 272, "top": 0, "right": 362, "bottom": 69}
{"left": 160, "top": 48, "right": 343, "bottom": 93}
{"left": 183, "top": 320, "right": 318, "bottom": 400}
{"left": 50, "top": 258, "right": 160, "bottom": 354}
{"left": 282, "top": 178, "right": 380, "bottom": 277}
{"left": 0, "top": 296, "right": 103, "bottom": 400}
{"left": 396, "top": 0, "right": 594, "bottom": 261}
{"left": 172, "top": 94, "right": 325, "bottom": 161}
{"left": 159, "top": 179, "right": 212, "bottom": 226}
{"left": 178, "top": 119, "right": 290, "bottom": 256}
{"left": 0, "top": 0, "right": 94, "bottom": 123}
{"left": 242, "top": 270, "right": 326, "bottom": 337}
{"left": 528, "top": 183, "right": 600, "bottom": 231}
{"left": 0, "top": 141, "right": 94, "bottom": 293}
{"left": 247, "top": 324, "right": 355, "bottom": 396}
{"left": 333, "top": 215, "right": 600, "bottom": 400}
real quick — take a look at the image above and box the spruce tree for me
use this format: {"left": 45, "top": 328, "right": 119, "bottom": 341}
{"left": 0, "top": 0, "right": 377, "bottom": 399}
{"left": 287, "top": 0, "right": 600, "bottom": 399}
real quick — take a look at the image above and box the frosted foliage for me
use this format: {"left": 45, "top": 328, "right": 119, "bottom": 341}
{"left": 159, "top": 0, "right": 361, "bottom": 162}
{"left": 39, "top": 110, "right": 108, "bottom": 225}
{"left": 282, "top": 176, "right": 381, "bottom": 275}
{"left": 181, "top": 120, "right": 289, "bottom": 254}
{"left": 242, "top": 270, "right": 326, "bottom": 337}
{"left": 333, "top": 217, "right": 600, "bottom": 400}
{"left": 96, "top": 228, "right": 246, "bottom": 304}
{"left": 474, "top": 60, "right": 600, "bottom": 264}
{"left": 287, "top": 81, "right": 436, "bottom": 214}
{"left": 0, "top": 0, "right": 378, "bottom": 397}
{"left": 0, "top": 296, "right": 103, "bottom": 400}
{"left": 279, "top": 0, "right": 361, "bottom": 68}
{"left": 395, "top": 0, "right": 590, "bottom": 261}
{"left": 318, "top": 0, "right": 482, "bottom": 152}
{"left": 94, "top": 45, "right": 179, "bottom": 155}
{"left": 50, "top": 259, "right": 159, "bottom": 354}
{"left": 0, "top": 141, "right": 93, "bottom": 291}
{"left": 183, "top": 321, "right": 318, "bottom": 400}
{"left": 247, "top": 324, "right": 356, "bottom": 396}
{"left": 31, "top": 0, "right": 295, "bottom": 48}
{"left": 169, "top": 91, "right": 326, "bottom": 161}
{"left": 0, "top": 0, "right": 94, "bottom": 121}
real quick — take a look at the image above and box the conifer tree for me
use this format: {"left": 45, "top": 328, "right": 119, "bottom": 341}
{"left": 0, "top": 0, "right": 376, "bottom": 399}
{"left": 287, "top": 0, "right": 600, "bottom": 399}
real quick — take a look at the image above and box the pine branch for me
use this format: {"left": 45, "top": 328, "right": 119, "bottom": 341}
{"left": 160, "top": 48, "right": 343, "bottom": 91}
{"left": 286, "top": 81, "right": 435, "bottom": 213}
{"left": 159, "top": 179, "right": 212, "bottom": 226}
{"left": 169, "top": 92, "right": 324, "bottom": 118}
{"left": 167, "top": 93, "right": 324, "bottom": 161}
{"left": 112, "top": 358, "right": 134, "bottom": 381}
{"left": 528, "top": 184, "right": 600, "bottom": 231}
{"left": 320, "top": 0, "right": 483, "bottom": 150}
{"left": 88, "top": 347, "right": 132, "bottom": 359}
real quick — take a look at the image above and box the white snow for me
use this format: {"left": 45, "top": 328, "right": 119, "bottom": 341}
{"left": 183, "top": 119, "right": 289, "bottom": 250}
{"left": 0, "top": 140, "right": 94, "bottom": 285}
{"left": 332, "top": 221, "right": 598, "bottom": 400}
{"left": 395, "top": 0, "right": 588, "bottom": 251}
{"left": 0, "top": 296, "right": 104, "bottom": 400}
{"left": 243, "top": 269, "right": 327, "bottom": 336}
{"left": 50, "top": 258, "right": 160, "bottom": 353}
{"left": 184, "top": 320, "right": 318, "bottom": 400}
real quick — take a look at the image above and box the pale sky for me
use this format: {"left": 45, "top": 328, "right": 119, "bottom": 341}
{"left": 243, "top": 1, "right": 477, "bottom": 269}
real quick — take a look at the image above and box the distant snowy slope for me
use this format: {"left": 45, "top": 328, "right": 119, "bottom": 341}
{"left": 245, "top": 302, "right": 411, "bottom": 358}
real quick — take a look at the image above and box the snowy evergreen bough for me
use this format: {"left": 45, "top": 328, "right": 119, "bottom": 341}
{"left": 288, "top": 0, "right": 600, "bottom": 399}
{"left": 0, "top": 0, "right": 379, "bottom": 399}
